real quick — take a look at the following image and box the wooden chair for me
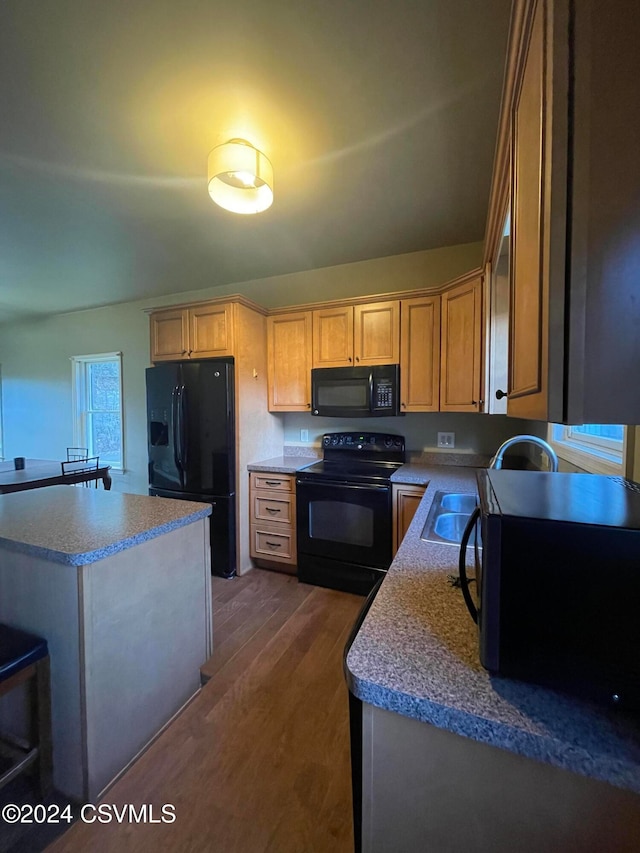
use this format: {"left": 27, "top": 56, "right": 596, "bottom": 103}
{"left": 66, "top": 447, "right": 88, "bottom": 462}
{"left": 61, "top": 456, "right": 100, "bottom": 488}
{"left": 0, "top": 624, "right": 53, "bottom": 797}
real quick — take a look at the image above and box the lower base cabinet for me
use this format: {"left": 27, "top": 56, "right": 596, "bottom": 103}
{"left": 361, "top": 703, "right": 640, "bottom": 853}
{"left": 249, "top": 473, "right": 297, "bottom": 574}
{"left": 392, "top": 484, "right": 426, "bottom": 556}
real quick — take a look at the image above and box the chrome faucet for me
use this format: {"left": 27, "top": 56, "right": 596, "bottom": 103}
{"left": 489, "top": 434, "right": 559, "bottom": 472}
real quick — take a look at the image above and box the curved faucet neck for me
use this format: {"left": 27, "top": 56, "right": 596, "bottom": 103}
{"left": 490, "top": 435, "right": 559, "bottom": 472}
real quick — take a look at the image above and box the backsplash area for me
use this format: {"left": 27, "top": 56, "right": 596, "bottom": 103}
{"left": 283, "top": 412, "right": 546, "bottom": 460}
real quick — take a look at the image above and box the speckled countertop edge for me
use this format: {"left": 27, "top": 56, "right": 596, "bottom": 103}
{"left": 247, "top": 456, "right": 319, "bottom": 474}
{"left": 346, "top": 465, "right": 640, "bottom": 794}
{"left": 0, "top": 488, "right": 211, "bottom": 567}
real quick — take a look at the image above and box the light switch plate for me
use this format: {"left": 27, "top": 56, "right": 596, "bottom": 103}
{"left": 437, "top": 432, "right": 455, "bottom": 448}
{"left": 300, "top": 429, "right": 309, "bottom": 442}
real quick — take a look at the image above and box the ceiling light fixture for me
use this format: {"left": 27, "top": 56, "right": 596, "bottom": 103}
{"left": 207, "top": 139, "right": 273, "bottom": 214}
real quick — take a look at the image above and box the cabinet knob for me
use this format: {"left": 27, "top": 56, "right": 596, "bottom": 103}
{"left": 348, "top": 357, "right": 352, "bottom": 363}
{"left": 402, "top": 402, "right": 406, "bottom": 408}
{"left": 355, "top": 356, "right": 360, "bottom": 363}
{"left": 495, "top": 389, "right": 508, "bottom": 400}
{"left": 181, "top": 350, "right": 188, "bottom": 356}
{"left": 307, "top": 402, "right": 311, "bottom": 408}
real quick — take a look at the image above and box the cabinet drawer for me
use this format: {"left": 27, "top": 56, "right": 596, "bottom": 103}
{"left": 251, "top": 526, "right": 295, "bottom": 561}
{"left": 252, "top": 493, "right": 293, "bottom": 524}
{"left": 250, "top": 473, "right": 294, "bottom": 492}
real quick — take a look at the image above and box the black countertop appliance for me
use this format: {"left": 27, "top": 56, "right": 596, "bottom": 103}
{"left": 146, "top": 358, "right": 236, "bottom": 578}
{"left": 459, "top": 470, "right": 640, "bottom": 708}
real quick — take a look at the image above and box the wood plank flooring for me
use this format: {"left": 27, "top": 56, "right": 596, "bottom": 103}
{"left": 46, "top": 569, "right": 363, "bottom": 853}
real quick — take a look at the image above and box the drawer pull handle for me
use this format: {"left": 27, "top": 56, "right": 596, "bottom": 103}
{"left": 266, "top": 507, "right": 281, "bottom": 514}
{"left": 266, "top": 541, "right": 282, "bottom": 548}
{"left": 264, "top": 480, "right": 282, "bottom": 486}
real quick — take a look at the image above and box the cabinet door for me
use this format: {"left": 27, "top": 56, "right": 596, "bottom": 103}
{"left": 150, "top": 309, "right": 189, "bottom": 362}
{"left": 312, "top": 306, "right": 354, "bottom": 368}
{"left": 267, "top": 312, "right": 312, "bottom": 411}
{"left": 400, "top": 296, "right": 441, "bottom": 412}
{"left": 508, "top": 0, "right": 548, "bottom": 419}
{"left": 354, "top": 301, "right": 400, "bottom": 365}
{"left": 440, "top": 278, "right": 483, "bottom": 412}
{"left": 392, "top": 485, "right": 426, "bottom": 556}
{"left": 189, "top": 303, "right": 234, "bottom": 358}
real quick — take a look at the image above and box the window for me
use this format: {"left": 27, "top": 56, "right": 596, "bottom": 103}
{"left": 71, "top": 353, "right": 123, "bottom": 469}
{"left": 548, "top": 423, "right": 626, "bottom": 475}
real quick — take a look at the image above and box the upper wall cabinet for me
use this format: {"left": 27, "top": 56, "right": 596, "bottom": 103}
{"left": 267, "top": 312, "right": 312, "bottom": 412}
{"left": 440, "top": 277, "right": 483, "bottom": 413}
{"left": 400, "top": 295, "right": 440, "bottom": 413}
{"left": 503, "top": 0, "right": 640, "bottom": 423}
{"left": 312, "top": 301, "right": 400, "bottom": 368}
{"left": 150, "top": 304, "right": 234, "bottom": 362}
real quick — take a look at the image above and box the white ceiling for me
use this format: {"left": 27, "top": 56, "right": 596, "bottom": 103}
{"left": 0, "top": 0, "right": 512, "bottom": 324}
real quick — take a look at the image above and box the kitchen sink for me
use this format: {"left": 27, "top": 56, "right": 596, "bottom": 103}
{"left": 440, "top": 493, "right": 477, "bottom": 514}
{"left": 433, "top": 512, "right": 472, "bottom": 541}
{"left": 420, "top": 490, "right": 479, "bottom": 546}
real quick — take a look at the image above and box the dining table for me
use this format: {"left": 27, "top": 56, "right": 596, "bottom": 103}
{"left": 0, "top": 458, "right": 112, "bottom": 494}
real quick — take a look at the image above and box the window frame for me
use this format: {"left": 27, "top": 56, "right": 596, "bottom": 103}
{"left": 547, "top": 423, "right": 627, "bottom": 475}
{"left": 71, "top": 352, "right": 124, "bottom": 471}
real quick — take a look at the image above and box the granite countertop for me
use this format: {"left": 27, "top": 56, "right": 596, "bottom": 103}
{"left": 247, "top": 456, "right": 318, "bottom": 474}
{"left": 0, "top": 486, "right": 211, "bottom": 566}
{"left": 346, "top": 465, "right": 640, "bottom": 794}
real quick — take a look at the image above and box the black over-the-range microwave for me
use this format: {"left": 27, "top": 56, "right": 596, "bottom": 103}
{"left": 458, "top": 469, "right": 640, "bottom": 708}
{"left": 311, "top": 364, "right": 401, "bottom": 418}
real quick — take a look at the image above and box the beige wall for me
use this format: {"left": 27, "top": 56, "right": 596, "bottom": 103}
{"left": 0, "top": 241, "right": 486, "bottom": 495}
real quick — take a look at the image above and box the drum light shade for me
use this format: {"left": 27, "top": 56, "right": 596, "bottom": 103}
{"left": 207, "top": 139, "right": 273, "bottom": 214}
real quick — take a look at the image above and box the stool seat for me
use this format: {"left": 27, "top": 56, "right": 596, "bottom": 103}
{"left": 0, "top": 623, "right": 52, "bottom": 797}
{"left": 0, "top": 625, "right": 48, "bottom": 682}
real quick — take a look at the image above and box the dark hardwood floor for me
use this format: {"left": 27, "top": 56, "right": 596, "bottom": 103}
{"left": 46, "top": 569, "right": 363, "bottom": 853}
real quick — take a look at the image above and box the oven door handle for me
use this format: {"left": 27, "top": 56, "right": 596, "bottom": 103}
{"left": 296, "top": 479, "right": 389, "bottom": 492}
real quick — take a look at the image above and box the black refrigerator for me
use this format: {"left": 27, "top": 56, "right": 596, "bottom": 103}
{"left": 146, "top": 358, "right": 236, "bottom": 578}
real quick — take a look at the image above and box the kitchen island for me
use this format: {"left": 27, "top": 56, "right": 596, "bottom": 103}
{"left": 0, "top": 487, "right": 213, "bottom": 801}
{"left": 346, "top": 465, "right": 640, "bottom": 852}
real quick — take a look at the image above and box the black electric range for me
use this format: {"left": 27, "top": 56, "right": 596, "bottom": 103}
{"left": 296, "top": 432, "right": 406, "bottom": 595}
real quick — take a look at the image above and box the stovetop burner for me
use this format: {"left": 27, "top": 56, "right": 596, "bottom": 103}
{"left": 297, "top": 432, "right": 406, "bottom": 484}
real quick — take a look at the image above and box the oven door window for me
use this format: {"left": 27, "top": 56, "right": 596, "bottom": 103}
{"left": 310, "top": 500, "right": 374, "bottom": 547}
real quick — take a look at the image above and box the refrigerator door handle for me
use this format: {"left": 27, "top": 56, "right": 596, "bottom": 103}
{"left": 175, "top": 385, "right": 186, "bottom": 489}
{"left": 180, "top": 384, "right": 188, "bottom": 471}
{"left": 171, "top": 385, "right": 181, "bottom": 474}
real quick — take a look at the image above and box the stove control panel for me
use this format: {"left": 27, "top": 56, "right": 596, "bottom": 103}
{"left": 321, "top": 432, "right": 405, "bottom": 453}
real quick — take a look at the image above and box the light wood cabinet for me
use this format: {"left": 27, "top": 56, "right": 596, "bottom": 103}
{"left": 501, "top": 0, "right": 640, "bottom": 423}
{"left": 249, "top": 472, "right": 297, "bottom": 573}
{"left": 392, "top": 484, "right": 426, "bottom": 556}
{"left": 440, "top": 277, "right": 483, "bottom": 412}
{"left": 267, "top": 312, "right": 312, "bottom": 411}
{"left": 312, "top": 306, "right": 354, "bottom": 367}
{"left": 312, "top": 300, "right": 400, "bottom": 369}
{"left": 353, "top": 301, "right": 400, "bottom": 366}
{"left": 150, "top": 304, "right": 234, "bottom": 361}
{"left": 400, "top": 295, "right": 440, "bottom": 413}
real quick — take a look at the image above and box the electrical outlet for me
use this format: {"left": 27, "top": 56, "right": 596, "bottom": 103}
{"left": 437, "top": 431, "right": 455, "bottom": 448}
{"left": 300, "top": 429, "right": 309, "bottom": 442}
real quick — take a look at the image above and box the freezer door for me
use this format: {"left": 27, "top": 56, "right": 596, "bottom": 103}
{"left": 146, "top": 364, "right": 182, "bottom": 491}
{"left": 149, "top": 488, "right": 236, "bottom": 578}
{"left": 178, "top": 360, "right": 235, "bottom": 495}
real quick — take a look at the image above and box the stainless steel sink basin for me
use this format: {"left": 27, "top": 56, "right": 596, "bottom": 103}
{"left": 433, "top": 512, "right": 472, "bottom": 541}
{"left": 420, "top": 489, "right": 478, "bottom": 546}
{"left": 440, "top": 493, "right": 477, "bottom": 514}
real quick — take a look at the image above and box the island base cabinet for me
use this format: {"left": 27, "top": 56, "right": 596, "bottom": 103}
{"left": 361, "top": 703, "right": 640, "bottom": 853}
{"left": 0, "top": 519, "right": 212, "bottom": 801}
